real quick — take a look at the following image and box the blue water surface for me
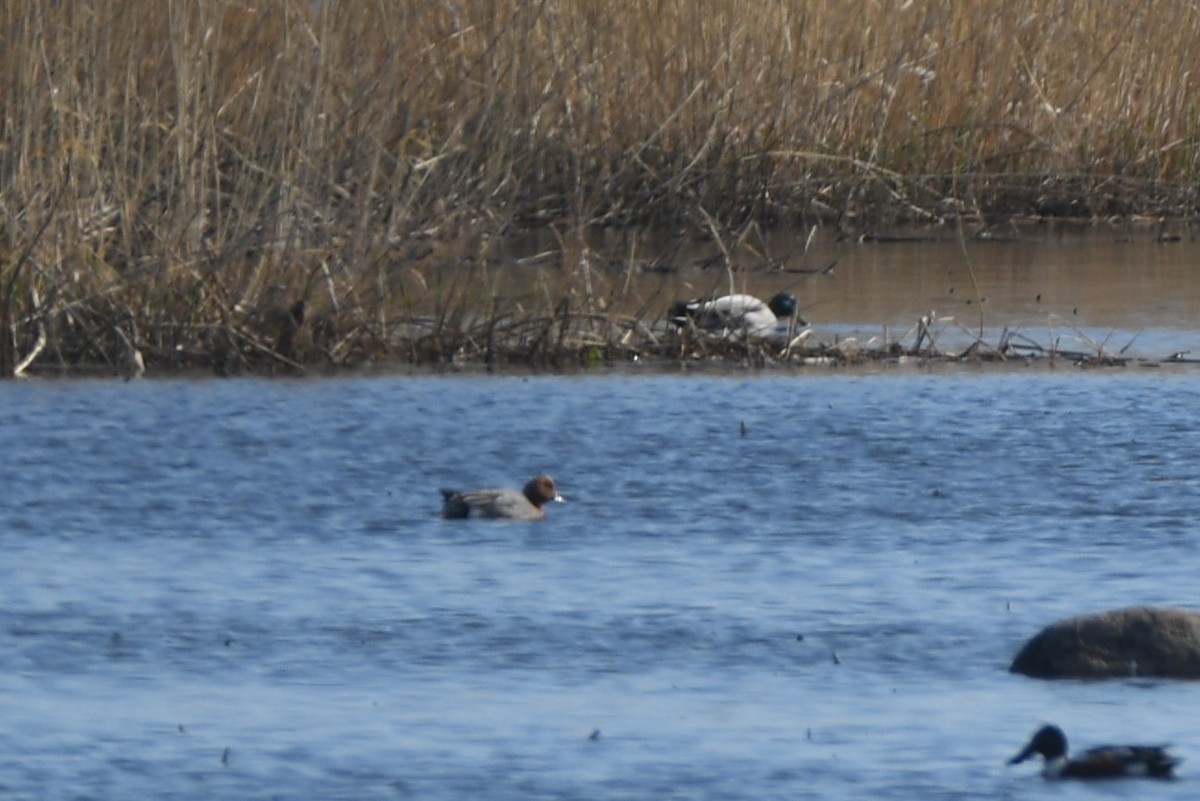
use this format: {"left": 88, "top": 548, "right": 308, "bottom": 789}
{"left": 1, "top": 369, "right": 1198, "bottom": 800}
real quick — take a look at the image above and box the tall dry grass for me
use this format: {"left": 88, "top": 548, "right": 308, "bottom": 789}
{"left": 2, "top": 0, "right": 1200, "bottom": 374}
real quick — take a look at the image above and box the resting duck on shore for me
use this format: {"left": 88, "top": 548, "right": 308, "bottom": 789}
{"left": 1008, "top": 724, "right": 1179, "bottom": 779}
{"left": 668, "top": 292, "right": 805, "bottom": 337}
{"left": 440, "top": 474, "right": 564, "bottom": 520}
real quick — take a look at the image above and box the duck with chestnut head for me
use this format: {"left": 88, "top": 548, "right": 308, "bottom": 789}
{"left": 440, "top": 475, "right": 564, "bottom": 520}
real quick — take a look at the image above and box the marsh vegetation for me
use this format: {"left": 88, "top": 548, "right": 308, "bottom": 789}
{"left": 3, "top": 1, "right": 1199, "bottom": 375}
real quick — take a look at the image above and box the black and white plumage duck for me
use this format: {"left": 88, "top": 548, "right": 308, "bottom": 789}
{"left": 1008, "top": 724, "right": 1179, "bottom": 780}
{"left": 668, "top": 292, "right": 805, "bottom": 338}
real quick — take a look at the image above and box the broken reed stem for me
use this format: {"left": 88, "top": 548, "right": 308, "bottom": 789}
{"left": 5, "top": 0, "right": 1200, "bottom": 375}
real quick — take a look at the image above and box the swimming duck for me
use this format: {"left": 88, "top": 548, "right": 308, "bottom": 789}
{"left": 440, "top": 474, "right": 564, "bottom": 520}
{"left": 668, "top": 292, "right": 805, "bottom": 337}
{"left": 1008, "top": 724, "right": 1178, "bottom": 779}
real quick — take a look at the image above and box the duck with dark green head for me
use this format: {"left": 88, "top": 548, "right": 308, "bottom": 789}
{"left": 1008, "top": 724, "right": 1178, "bottom": 780}
{"left": 668, "top": 292, "right": 803, "bottom": 337}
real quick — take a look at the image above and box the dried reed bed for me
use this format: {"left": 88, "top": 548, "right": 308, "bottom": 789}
{"left": 2, "top": 0, "right": 1200, "bottom": 375}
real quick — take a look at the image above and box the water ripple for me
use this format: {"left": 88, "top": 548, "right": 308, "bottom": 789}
{"left": 2, "top": 373, "right": 1199, "bottom": 799}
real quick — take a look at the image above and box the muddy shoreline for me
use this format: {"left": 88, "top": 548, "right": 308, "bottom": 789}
{"left": 9, "top": 214, "right": 1200, "bottom": 380}
{"left": 14, "top": 314, "right": 1200, "bottom": 381}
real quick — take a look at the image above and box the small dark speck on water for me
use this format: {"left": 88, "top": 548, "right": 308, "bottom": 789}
{"left": 7, "top": 372, "right": 1200, "bottom": 800}
{"left": 739, "top": 421, "right": 747, "bottom": 437}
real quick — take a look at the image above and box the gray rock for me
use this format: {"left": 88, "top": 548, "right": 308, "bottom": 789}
{"left": 1011, "top": 606, "right": 1200, "bottom": 679}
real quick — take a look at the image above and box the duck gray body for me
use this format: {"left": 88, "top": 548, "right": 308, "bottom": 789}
{"left": 440, "top": 474, "right": 563, "bottom": 520}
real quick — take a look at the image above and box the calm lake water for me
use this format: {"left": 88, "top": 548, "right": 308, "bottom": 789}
{"left": 2, "top": 370, "right": 1200, "bottom": 800}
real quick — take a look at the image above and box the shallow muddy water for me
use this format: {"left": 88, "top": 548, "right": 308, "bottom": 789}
{"left": 500, "top": 223, "right": 1200, "bottom": 361}
{"left": 2, "top": 371, "right": 1200, "bottom": 799}
{"left": 800, "top": 226, "right": 1200, "bottom": 358}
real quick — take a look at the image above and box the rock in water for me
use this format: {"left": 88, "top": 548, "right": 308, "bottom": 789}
{"left": 1010, "top": 606, "right": 1200, "bottom": 679}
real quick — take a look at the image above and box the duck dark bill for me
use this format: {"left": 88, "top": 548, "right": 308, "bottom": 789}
{"left": 668, "top": 292, "right": 805, "bottom": 336}
{"left": 1008, "top": 724, "right": 1178, "bottom": 780}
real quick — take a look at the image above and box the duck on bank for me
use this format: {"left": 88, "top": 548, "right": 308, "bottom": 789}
{"left": 440, "top": 474, "right": 564, "bottom": 520}
{"left": 1008, "top": 724, "right": 1179, "bottom": 779}
{"left": 668, "top": 292, "right": 805, "bottom": 338}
